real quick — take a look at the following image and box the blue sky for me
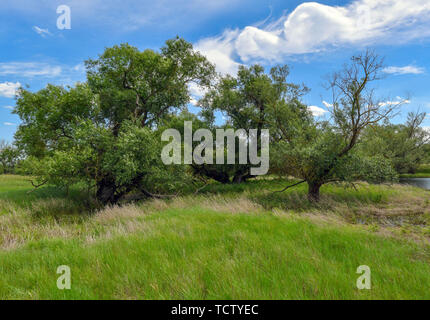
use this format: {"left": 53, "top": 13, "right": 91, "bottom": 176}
{"left": 1, "top": 0, "right": 430, "bottom": 142}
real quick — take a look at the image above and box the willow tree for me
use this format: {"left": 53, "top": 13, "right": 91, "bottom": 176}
{"left": 271, "top": 50, "right": 400, "bottom": 201}
{"left": 14, "top": 38, "right": 215, "bottom": 204}
{"left": 198, "top": 64, "right": 308, "bottom": 183}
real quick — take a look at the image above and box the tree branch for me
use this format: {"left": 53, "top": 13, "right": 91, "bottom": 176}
{"left": 27, "top": 180, "right": 48, "bottom": 194}
{"left": 273, "top": 180, "right": 306, "bottom": 194}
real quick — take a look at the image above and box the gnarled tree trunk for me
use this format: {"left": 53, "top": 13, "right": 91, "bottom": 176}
{"left": 232, "top": 174, "right": 247, "bottom": 184}
{"left": 307, "top": 181, "right": 322, "bottom": 202}
{"left": 232, "top": 167, "right": 253, "bottom": 184}
{"left": 96, "top": 176, "right": 119, "bottom": 204}
{"left": 192, "top": 165, "right": 231, "bottom": 184}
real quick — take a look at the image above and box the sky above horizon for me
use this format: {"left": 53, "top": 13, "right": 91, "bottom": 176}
{"left": 1, "top": 0, "right": 430, "bottom": 142}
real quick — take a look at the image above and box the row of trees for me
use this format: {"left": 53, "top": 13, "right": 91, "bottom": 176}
{"left": 5, "top": 38, "right": 429, "bottom": 203}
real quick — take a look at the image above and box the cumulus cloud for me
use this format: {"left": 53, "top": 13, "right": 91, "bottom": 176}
{"left": 33, "top": 26, "right": 52, "bottom": 37}
{"left": 187, "top": 82, "right": 210, "bottom": 105}
{"left": 188, "top": 82, "right": 208, "bottom": 98}
{"left": 195, "top": 30, "right": 243, "bottom": 75}
{"left": 383, "top": 65, "right": 425, "bottom": 75}
{"left": 308, "top": 106, "right": 328, "bottom": 117}
{"left": 196, "top": 0, "right": 430, "bottom": 73}
{"left": 0, "top": 82, "right": 21, "bottom": 98}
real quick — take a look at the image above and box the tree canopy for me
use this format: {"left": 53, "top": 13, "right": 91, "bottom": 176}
{"left": 14, "top": 37, "right": 215, "bottom": 204}
{"left": 197, "top": 64, "right": 308, "bottom": 183}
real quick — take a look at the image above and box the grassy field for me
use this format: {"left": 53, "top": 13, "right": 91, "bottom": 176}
{"left": 1, "top": 175, "right": 430, "bottom": 299}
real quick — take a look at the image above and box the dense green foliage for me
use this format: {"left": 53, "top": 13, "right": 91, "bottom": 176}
{"left": 360, "top": 112, "right": 430, "bottom": 174}
{"left": 400, "top": 164, "right": 430, "bottom": 178}
{"left": 14, "top": 38, "right": 215, "bottom": 203}
{"left": 198, "top": 64, "right": 308, "bottom": 183}
{"left": 9, "top": 41, "right": 428, "bottom": 203}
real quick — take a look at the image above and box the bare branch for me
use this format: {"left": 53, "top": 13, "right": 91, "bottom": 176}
{"left": 27, "top": 180, "right": 48, "bottom": 194}
{"left": 272, "top": 180, "right": 306, "bottom": 194}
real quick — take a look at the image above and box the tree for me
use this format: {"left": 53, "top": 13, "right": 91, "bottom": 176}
{"left": 270, "top": 50, "right": 400, "bottom": 201}
{"left": 0, "top": 140, "right": 20, "bottom": 174}
{"left": 14, "top": 38, "right": 215, "bottom": 204}
{"left": 198, "top": 64, "right": 307, "bottom": 183}
{"left": 360, "top": 111, "right": 430, "bottom": 174}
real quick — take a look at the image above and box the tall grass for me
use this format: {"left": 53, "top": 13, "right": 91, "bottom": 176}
{"left": 0, "top": 175, "right": 430, "bottom": 299}
{"left": 1, "top": 207, "right": 430, "bottom": 299}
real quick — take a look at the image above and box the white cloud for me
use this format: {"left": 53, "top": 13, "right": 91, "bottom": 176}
{"left": 188, "top": 82, "right": 208, "bottom": 98}
{"left": 383, "top": 66, "right": 425, "bottom": 75}
{"left": 308, "top": 106, "right": 328, "bottom": 117}
{"left": 196, "top": 0, "right": 430, "bottom": 73}
{"left": 188, "top": 83, "right": 210, "bottom": 106}
{"left": 3, "top": 122, "right": 16, "bottom": 126}
{"left": 195, "top": 30, "right": 242, "bottom": 75}
{"left": 72, "top": 64, "right": 86, "bottom": 73}
{"left": 322, "top": 101, "right": 333, "bottom": 108}
{"left": 378, "top": 98, "right": 411, "bottom": 107}
{"left": 33, "top": 26, "right": 52, "bottom": 37}
{"left": 0, "top": 62, "right": 62, "bottom": 78}
{"left": 0, "top": 82, "right": 21, "bottom": 98}
{"left": 3, "top": 106, "right": 14, "bottom": 110}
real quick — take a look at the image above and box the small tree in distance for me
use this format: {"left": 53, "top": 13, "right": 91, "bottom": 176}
{"left": 271, "top": 50, "right": 402, "bottom": 201}
{"left": 0, "top": 140, "right": 20, "bottom": 174}
{"left": 360, "top": 111, "right": 430, "bottom": 174}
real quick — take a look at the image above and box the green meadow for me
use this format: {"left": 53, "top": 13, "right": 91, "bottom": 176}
{"left": 1, "top": 175, "right": 430, "bottom": 300}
